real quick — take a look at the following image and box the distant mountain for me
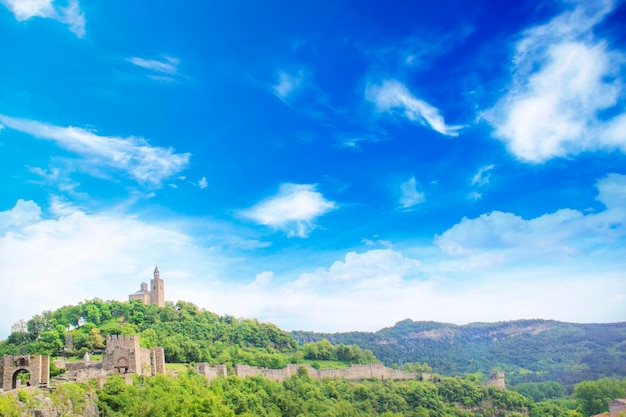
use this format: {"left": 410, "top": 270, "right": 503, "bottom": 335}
{"left": 292, "top": 319, "right": 626, "bottom": 387}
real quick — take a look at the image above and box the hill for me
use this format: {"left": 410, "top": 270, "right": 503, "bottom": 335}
{"left": 292, "top": 319, "right": 626, "bottom": 387}
{"left": 0, "top": 298, "right": 376, "bottom": 369}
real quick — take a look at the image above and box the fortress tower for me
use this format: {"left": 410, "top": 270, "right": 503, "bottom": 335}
{"left": 129, "top": 266, "right": 165, "bottom": 307}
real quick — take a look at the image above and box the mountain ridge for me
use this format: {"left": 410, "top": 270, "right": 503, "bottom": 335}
{"left": 292, "top": 318, "right": 626, "bottom": 387}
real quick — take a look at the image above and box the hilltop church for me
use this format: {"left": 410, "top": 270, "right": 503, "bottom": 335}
{"left": 129, "top": 266, "right": 165, "bottom": 307}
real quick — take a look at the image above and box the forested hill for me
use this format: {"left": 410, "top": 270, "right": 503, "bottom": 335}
{"left": 292, "top": 319, "right": 626, "bottom": 387}
{"left": 0, "top": 299, "right": 377, "bottom": 369}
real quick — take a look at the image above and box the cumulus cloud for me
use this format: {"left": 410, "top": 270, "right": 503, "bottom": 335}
{"left": 0, "top": 199, "right": 222, "bottom": 339}
{"left": 0, "top": 114, "right": 190, "bottom": 186}
{"left": 214, "top": 245, "right": 624, "bottom": 332}
{"left": 366, "top": 80, "right": 462, "bottom": 136}
{"left": 240, "top": 183, "right": 337, "bottom": 237}
{"left": 1, "top": 174, "right": 624, "bottom": 337}
{"left": 0, "top": 199, "right": 42, "bottom": 233}
{"left": 485, "top": 0, "right": 626, "bottom": 162}
{"left": 1, "top": 0, "right": 85, "bottom": 37}
{"left": 435, "top": 173, "right": 626, "bottom": 260}
{"left": 399, "top": 176, "right": 425, "bottom": 209}
{"left": 198, "top": 176, "right": 208, "bottom": 189}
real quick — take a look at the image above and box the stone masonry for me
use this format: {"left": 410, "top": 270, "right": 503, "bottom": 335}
{"left": 129, "top": 266, "right": 165, "bottom": 307}
{"left": 197, "top": 362, "right": 429, "bottom": 383}
{"left": 0, "top": 355, "right": 50, "bottom": 391}
{"left": 484, "top": 371, "right": 506, "bottom": 389}
{"left": 101, "top": 334, "right": 165, "bottom": 376}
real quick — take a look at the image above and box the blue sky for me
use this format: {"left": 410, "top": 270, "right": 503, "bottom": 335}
{"left": 1, "top": 0, "right": 625, "bottom": 339}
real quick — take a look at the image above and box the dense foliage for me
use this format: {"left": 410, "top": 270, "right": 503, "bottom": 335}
{"left": 0, "top": 299, "right": 376, "bottom": 368}
{"left": 5, "top": 373, "right": 625, "bottom": 417}
{"left": 96, "top": 370, "right": 531, "bottom": 417}
{"left": 293, "top": 319, "right": 626, "bottom": 387}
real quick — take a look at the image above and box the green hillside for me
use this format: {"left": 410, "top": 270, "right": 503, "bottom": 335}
{"left": 0, "top": 299, "right": 376, "bottom": 369}
{"left": 292, "top": 319, "right": 626, "bottom": 387}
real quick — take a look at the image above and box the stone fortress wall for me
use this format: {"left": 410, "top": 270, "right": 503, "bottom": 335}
{"left": 197, "top": 362, "right": 429, "bottom": 383}
{"left": 0, "top": 355, "right": 50, "bottom": 391}
{"left": 484, "top": 371, "right": 506, "bottom": 389}
{"left": 51, "top": 334, "right": 165, "bottom": 387}
{"left": 2, "top": 268, "right": 507, "bottom": 391}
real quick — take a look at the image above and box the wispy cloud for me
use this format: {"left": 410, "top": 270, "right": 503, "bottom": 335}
{"left": 366, "top": 80, "right": 462, "bottom": 136}
{"left": 272, "top": 70, "right": 304, "bottom": 102}
{"left": 240, "top": 183, "right": 337, "bottom": 238}
{"left": 335, "top": 133, "right": 385, "bottom": 150}
{"left": 399, "top": 176, "right": 425, "bottom": 209}
{"left": 1, "top": 0, "right": 85, "bottom": 37}
{"left": 485, "top": 0, "right": 626, "bottom": 162}
{"left": 0, "top": 114, "right": 190, "bottom": 186}
{"left": 127, "top": 55, "right": 183, "bottom": 82}
{"left": 27, "top": 163, "right": 80, "bottom": 194}
{"left": 366, "top": 26, "right": 475, "bottom": 72}
{"left": 471, "top": 164, "right": 494, "bottom": 187}
{"left": 127, "top": 56, "right": 180, "bottom": 74}
{"left": 198, "top": 177, "right": 208, "bottom": 189}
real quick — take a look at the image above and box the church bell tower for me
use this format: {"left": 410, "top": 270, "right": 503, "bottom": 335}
{"left": 150, "top": 266, "right": 165, "bottom": 307}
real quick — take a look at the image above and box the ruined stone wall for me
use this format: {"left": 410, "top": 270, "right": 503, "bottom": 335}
{"left": 609, "top": 399, "right": 626, "bottom": 416}
{"left": 196, "top": 363, "right": 227, "bottom": 380}
{"left": 102, "top": 335, "right": 142, "bottom": 374}
{"left": 484, "top": 372, "right": 506, "bottom": 389}
{"left": 223, "top": 363, "right": 420, "bottom": 383}
{"left": 150, "top": 347, "right": 166, "bottom": 376}
{"left": 0, "top": 355, "right": 50, "bottom": 390}
{"left": 65, "top": 361, "right": 101, "bottom": 373}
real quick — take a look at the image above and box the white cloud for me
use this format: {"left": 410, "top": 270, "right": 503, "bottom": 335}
{"left": 399, "top": 176, "right": 425, "bottom": 209}
{"left": 0, "top": 199, "right": 42, "bottom": 233}
{"left": 0, "top": 200, "right": 222, "bottom": 339}
{"left": 435, "top": 173, "right": 626, "bottom": 260}
{"left": 471, "top": 164, "right": 494, "bottom": 187}
{"left": 1, "top": 175, "right": 624, "bottom": 338}
{"left": 2, "top": 0, "right": 54, "bottom": 20}
{"left": 362, "top": 237, "right": 393, "bottom": 248}
{"left": 0, "top": 114, "right": 190, "bottom": 186}
{"left": 126, "top": 55, "right": 184, "bottom": 82}
{"left": 1, "top": 0, "right": 85, "bottom": 37}
{"left": 366, "top": 80, "right": 462, "bottom": 136}
{"left": 240, "top": 183, "right": 337, "bottom": 238}
{"left": 272, "top": 70, "right": 304, "bottom": 102}
{"left": 127, "top": 56, "right": 180, "bottom": 75}
{"left": 335, "top": 133, "right": 384, "bottom": 150}
{"left": 198, "top": 176, "right": 208, "bottom": 189}
{"left": 467, "top": 191, "right": 482, "bottom": 201}
{"left": 210, "top": 246, "right": 624, "bottom": 333}
{"left": 485, "top": 0, "right": 626, "bottom": 162}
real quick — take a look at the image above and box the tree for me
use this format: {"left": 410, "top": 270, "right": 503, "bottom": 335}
{"left": 573, "top": 378, "right": 626, "bottom": 416}
{"left": 89, "top": 328, "right": 105, "bottom": 350}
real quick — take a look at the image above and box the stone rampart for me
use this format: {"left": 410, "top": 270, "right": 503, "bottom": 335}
{"left": 196, "top": 363, "right": 227, "bottom": 380}
{"left": 0, "top": 355, "right": 50, "bottom": 390}
{"left": 484, "top": 372, "right": 506, "bottom": 389}
{"left": 199, "top": 363, "right": 422, "bottom": 383}
{"left": 151, "top": 347, "right": 166, "bottom": 376}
